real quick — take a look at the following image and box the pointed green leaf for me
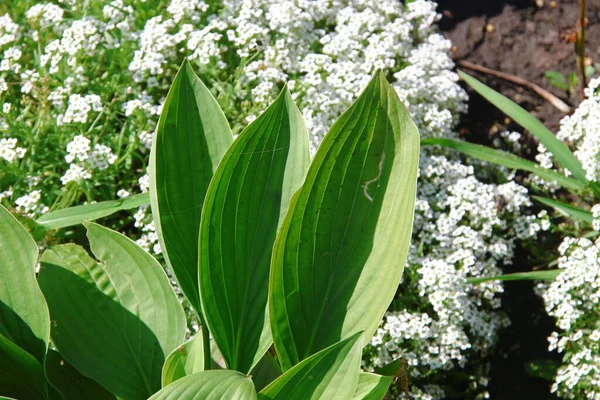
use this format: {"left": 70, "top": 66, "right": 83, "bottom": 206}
{"left": 0, "top": 332, "right": 48, "bottom": 400}
{"left": 258, "top": 332, "right": 363, "bottom": 400}
{"left": 459, "top": 71, "right": 587, "bottom": 183}
{"left": 199, "top": 87, "right": 309, "bottom": 373}
{"left": 351, "top": 373, "right": 392, "bottom": 400}
{"left": 38, "top": 222, "right": 186, "bottom": 400}
{"left": 149, "top": 370, "right": 257, "bottom": 400}
{"left": 467, "top": 269, "right": 562, "bottom": 284}
{"left": 421, "top": 138, "right": 586, "bottom": 191}
{"left": 532, "top": 196, "right": 593, "bottom": 223}
{"left": 36, "top": 193, "right": 149, "bottom": 230}
{"left": 45, "top": 350, "right": 115, "bottom": 400}
{"left": 150, "top": 60, "right": 233, "bottom": 314}
{"left": 162, "top": 333, "right": 205, "bottom": 387}
{"left": 0, "top": 205, "right": 50, "bottom": 365}
{"left": 269, "top": 70, "right": 419, "bottom": 370}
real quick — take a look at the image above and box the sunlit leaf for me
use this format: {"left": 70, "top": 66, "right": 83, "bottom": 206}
{"left": 351, "top": 373, "right": 392, "bottom": 400}
{"left": 533, "top": 196, "right": 593, "bottom": 223}
{"left": 149, "top": 370, "right": 257, "bottom": 400}
{"left": 161, "top": 333, "right": 205, "bottom": 387}
{"left": 269, "top": 70, "right": 419, "bottom": 370}
{"left": 467, "top": 269, "right": 562, "bottom": 284}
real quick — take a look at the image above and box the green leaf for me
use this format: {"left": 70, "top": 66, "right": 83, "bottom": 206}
{"left": 585, "top": 65, "right": 596, "bottom": 78}
{"left": 269, "top": 70, "right": 419, "bottom": 370}
{"left": 0, "top": 332, "right": 48, "bottom": 400}
{"left": 150, "top": 60, "right": 233, "bottom": 315}
{"left": 250, "top": 352, "right": 282, "bottom": 392}
{"left": 459, "top": 70, "right": 587, "bottom": 183}
{"left": 544, "top": 71, "right": 568, "bottom": 91}
{"left": 0, "top": 205, "right": 50, "bottom": 364}
{"left": 38, "top": 223, "right": 186, "bottom": 400}
{"left": 467, "top": 269, "right": 562, "bottom": 284}
{"left": 36, "top": 193, "right": 149, "bottom": 230}
{"left": 149, "top": 370, "right": 257, "bottom": 400}
{"left": 162, "top": 333, "right": 205, "bottom": 387}
{"left": 568, "top": 72, "right": 580, "bottom": 91}
{"left": 421, "top": 138, "right": 586, "bottom": 191}
{"left": 45, "top": 350, "right": 115, "bottom": 400}
{"left": 532, "top": 196, "right": 593, "bottom": 223}
{"left": 199, "top": 87, "right": 309, "bottom": 373}
{"left": 525, "top": 359, "right": 559, "bottom": 381}
{"left": 351, "top": 373, "right": 392, "bottom": 400}
{"left": 258, "top": 332, "right": 363, "bottom": 400}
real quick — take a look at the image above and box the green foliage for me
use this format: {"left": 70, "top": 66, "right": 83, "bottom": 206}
{"left": 0, "top": 62, "right": 419, "bottom": 399}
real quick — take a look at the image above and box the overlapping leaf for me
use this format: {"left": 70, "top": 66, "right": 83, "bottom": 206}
{"left": 269, "top": 70, "right": 419, "bottom": 370}
{"left": 149, "top": 370, "right": 257, "bottom": 400}
{"left": 38, "top": 223, "right": 186, "bottom": 400}
{"left": 351, "top": 373, "right": 392, "bottom": 400}
{"left": 0, "top": 333, "right": 48, "bottom": 400}
{"left": 150, "top": 60, "right": 233, "bottom": 314}
{"left": 258, "top": 332, "right": 363, "bottom": 400}
{"left": 199, "top": 87, "right": 309, "bottom": 373}
{"left": 162, "top": 333, "right": 205, "bottom": 387}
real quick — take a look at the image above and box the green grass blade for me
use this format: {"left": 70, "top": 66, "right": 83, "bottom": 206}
{"left": 36, "top": 193, "right": 149, "bottom": 230}
{"left": 269, "top": 71, "right": 419, "bottom": 370}
{"left": 150, "top": 60, "right": 233, "bottom": 316}
{"left": 467, "top": 269, "right": 562, "bottom": 284}
{"left": 161, "top": 333, "right": 205, "bottom": 387}
{"left": 149, "top": 370, "right": 257, "bottom": 400}
{"left": 421, "top": 138, "right": 585, "bottom": 191}
{"left": 38, "top": 223, "right": 186, "bottom": 399}
{"left": 0, "top": 205, "right": 50, "bottom": 365}
{"left": 532, "top": 196, "right": 593, "bottom": 223}
{"left": 45, "top": 350, "right": 115, "bottom": 400}
{"left": 351, "top": 373, "right": 392, "bottom": 400}
{"left": 258, "top": 333, "right": 363, "bottom": 400}
{"left": 199, "top": 87, "right": 310, "bottom": 373}
{"left": 459, "top": 71, "right": 587, "bottom": 183}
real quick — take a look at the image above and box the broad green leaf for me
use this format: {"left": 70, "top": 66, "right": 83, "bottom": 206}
{"left": 544, "top": 71, "right": 568, "bottom": 91}
{"left": 0, "top": 332, "right": 48, "bottom": 400}
{"left": 251, "top": 352, "right": 282, "bottom": 392}
{"left": 459, "top": 71, "right": 587, "bottom": 183}
{"left": 533, "top": 196, "right": 593, "bottom": 223}
{"left": 467, "top": 269, "right": 562, "bottom": 284}
{"left": 421, "top": 138, "right": 585, "bottom": 191}
{"left": 38, "top": 222, "right": 186, "bottom": 400}
{"left": 0, "top": 205, "right": 50, "bottom": 364}
{"left": 162, "top": 333, "right": 205, "bottom": 387}
{"left": 269, "top": 70, "right": 419, "bottom": 370}
{"left": 199, "top": 87, "right": 309, "bottom": 373}
{"left": 36, "top": 193, "right": 149, "bottom": 229}
{"left": 258, "top": 332, "right": 363, "bottom": 400}
{"left": 45, "top": 350, "right": 115, "bottom": 400}
{"left": 150, "top": 60, "right": 233, "bottom": 314}
{"left": 351, "top": 373, "right": 392, "bottom": 400}
{"left": 149, "top": 370, "right": 257, "bottom": 400}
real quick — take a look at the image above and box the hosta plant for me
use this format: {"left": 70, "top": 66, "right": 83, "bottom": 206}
{"left": 0, "top": 61, "right": 419, "bottom": 400}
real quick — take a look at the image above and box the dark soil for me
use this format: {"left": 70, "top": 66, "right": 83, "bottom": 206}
{"left": 436, "top": 0, "right": 600, "bottom": 398}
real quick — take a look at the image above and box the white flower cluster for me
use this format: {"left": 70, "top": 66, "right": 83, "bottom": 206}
{"left": 537, "top": 237, "right": 600, "bottom": 399}
{"left": 61, "top": 135, "right": 117, "bottom": 185}
{"left": 536, "top": 78, "right": 600, "bottom": 183}
{"left": 0, "top": 138, "right": 26, "bottom": 162}
{"left": 0, "top": 1, "right": 541, "bottom": 397}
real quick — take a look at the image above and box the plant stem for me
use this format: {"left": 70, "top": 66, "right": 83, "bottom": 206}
{"left": 576, "top": 0, "right": 587, "bottom": 100}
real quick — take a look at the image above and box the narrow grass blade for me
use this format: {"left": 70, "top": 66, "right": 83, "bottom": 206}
{"left": 421, "top": 138, "right": 585, "bottom": 191}
{"left": 36, "top": 193, "right": 149, "bottom": 230}
{"left": 459, "top": 71, "right": 587, "bottom": 183}
{"left": 149, "top": 370, "right": 257, "bottom": 400}
{"left": 150, "top": 60, "right": 233, "bottom": 315}
{"left": 269, "top": 70, "right": 419, "bottom": 370}
{"left": 258, "top": 332, "right": 363, "bottom": 400}
{"left": 38, "top": 223, "right": 186, "bottom": 399}
{"left": 533, "top": 196, "right": 593, "bottom": 223}
{"left": 467, "top": 269, "right": 562, "bottom": 284}
{"left": 199, "top": 87, "right": 309, "bottom": 373}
